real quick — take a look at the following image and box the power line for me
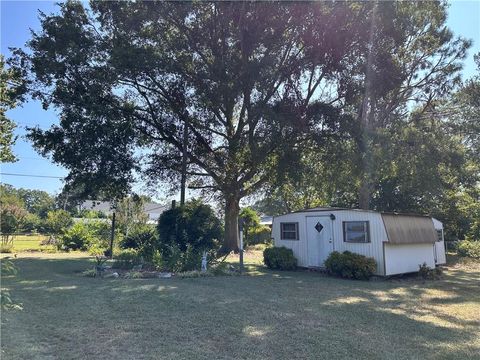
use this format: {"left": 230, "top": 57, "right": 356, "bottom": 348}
{"left": 0, "top": 172, "right": 64, "bottom": 179}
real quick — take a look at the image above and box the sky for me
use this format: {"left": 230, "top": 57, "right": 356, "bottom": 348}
{"left": 1, "top": 0, "right": 480, "bottom": 198}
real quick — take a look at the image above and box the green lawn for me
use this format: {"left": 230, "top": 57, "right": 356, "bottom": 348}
{"left": 5, "top": 235, "right": 55, "bottom": 252}
{"left": 1, "top": 253, "right": 479, "bottom": 360}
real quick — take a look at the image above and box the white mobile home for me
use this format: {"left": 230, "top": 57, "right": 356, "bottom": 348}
{"left": 272, "top": 208, "right": 446, "bottom": 276}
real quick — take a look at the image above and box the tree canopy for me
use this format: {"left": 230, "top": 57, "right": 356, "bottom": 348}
{"left": 11, "top": 1, "right": 474, "bottom": 250}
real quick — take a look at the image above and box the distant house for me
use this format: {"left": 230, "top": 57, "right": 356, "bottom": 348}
{"left": 79, "top": 200, "right": 168, "bottom": 224}
{"left": 259, "top": 215, "right": 273, "bottom": 228}
{"left": 272, "top": 207, "right": 446, "bottom": 276}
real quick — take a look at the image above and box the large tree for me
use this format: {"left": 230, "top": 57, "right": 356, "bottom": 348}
{"left": 1, "top": 55, "right": 26, "bottom": 163}
{"left": 344, "top": 1, "right": 470, "bottom": 209}
{"left": 15, "top": 1, "right": 373, "bottom": 252}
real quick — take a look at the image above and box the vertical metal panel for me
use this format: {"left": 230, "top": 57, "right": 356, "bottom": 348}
{"left": 329, "top": 211, "right": 386, "bottom": 276}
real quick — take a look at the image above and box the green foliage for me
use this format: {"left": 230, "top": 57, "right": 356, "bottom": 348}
{"left": 16, "top": 1, "right": 392, "bottom": 252}
{"left": 45, "top": 210, "right": 73, "bottom": 236}
{"left": 22, "top": 213, "right": 41, "bottom": 233}
{"left": 456, "top": 240, "right": 480, "bottom": 259}
{"left": 239, "top": 208, "right": 272, "bottom": 245}
{"left": 160, "top": 244, "right": 205, "bottom": 273}
{"left": 324, "top": 251, "right": 377, "bottom": 280}
{"left": 418, "top": 263, "right": 443, "bottom": 280}
{"left": 0, "top": 243, "right": 13, "bottom": 253}
{"left": 15, "top": 188, "right": 55, "bottom": 218}
{"left": 1, "top": 203, "right": 27, "bottom": 234}
{"left": 1, "top": 55, "right": 26, "bottom": 163}
{"left": 115, "top": 195, "right": 149, "bottom": 236}
{"left": 263, "top": 247, "right": 297, "bottom": 270}
{"left": 82, "top": 269, "right": 97, "bottom": 278}
{"left": 239, "top": 207, "right": 260, "bottom": 245}
{"left": 152, "top": 250, "right": 164, "bottom": 271}
{"left": 157, "top": 200, "right": 222, "bottom": 255}
{"left": 1, "top": 204, "right": 27, "bottom": 250}
{"left": 121, "top": 225, "right": 157, "bottom": 261}
{"left": 248, "top": 226, "right": 272, "bottom": 245}
{"left": 210, "top": 262, "right": 235, "bottom": 276}
{"left": 113, "top": 248, "right": 142, "bottom": 269}
{"left": 1, "top": 259, "right": 22, "bottom": 310}
{"left": 59, "top": 219, "right": 112, "bottom": 252}
{"left": 60, "top": 222, "right": 94, "bottom": 251}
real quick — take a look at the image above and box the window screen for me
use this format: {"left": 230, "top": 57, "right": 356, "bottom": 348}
{"left": 281, "top": 222, "right": 299, "bottom": 240}
{"left": 343, "top": 221, "right": 370, "bottom": 243}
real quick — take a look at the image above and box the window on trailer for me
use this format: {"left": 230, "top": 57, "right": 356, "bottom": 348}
{"left": 281, "top": 222, "right": 299, "bottom": 240}
{"left": 436, "top": 229, "right": 443, "bottom": 242}
{"left": 343, "top": 221, "right": 370, "bottom": 243}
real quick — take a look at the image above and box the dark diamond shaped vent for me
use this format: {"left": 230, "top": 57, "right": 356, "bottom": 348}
{"left": 314, "top": 222, "right": 324, "bottom": 233}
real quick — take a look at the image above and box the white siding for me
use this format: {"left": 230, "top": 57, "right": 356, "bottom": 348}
{"left": 273, "top": 210, "right": 387, "bottom": 275}
{"left": 384, "top": 243, "right": 436, "bottom": 275}
{"left": 432, "top": 218, "right": 446, "bottom": 265}
{"left": 273, "top": 212, "right": 313, "bottom": 268}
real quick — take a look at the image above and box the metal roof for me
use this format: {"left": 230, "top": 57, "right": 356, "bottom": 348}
{"left": 275, "top": 206, "right": 433, "bottom": 218}
{"left": 381, "top": 213, "right": 437, "bottom": 244}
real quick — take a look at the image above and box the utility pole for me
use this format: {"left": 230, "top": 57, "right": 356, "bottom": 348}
{"left": 109, "top": 211, "right": 116, "bottom": 259}
{"left": 238, "top": 217, "right": 244, "bottom": 273}
{"left": 180, "top": 122, "right": 188, "bottom": 206}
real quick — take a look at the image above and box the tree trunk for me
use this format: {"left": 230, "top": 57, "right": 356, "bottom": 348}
{"left": 180, "top": 122, "right": 188, "bottom": 206}
{"left": 358, "top": 179, "right": 370, "bottom": 210}
{"left": 221, "top": 194, "right": 240, "bottom": 254}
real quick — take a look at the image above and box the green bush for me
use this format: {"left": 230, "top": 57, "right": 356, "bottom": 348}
{"left": 60, "top": 222, "right": 94, "bottom": 251}
{"left": 113, "top": 248, "right": 142, "bottom": 269}
{"left": 457, "top": 240, "right": 480, "bottom": 259}
{"left": 248, "top": 226, "right": 272, "bottom": 245}
{"left": 418, "top": 262, "right": 443, "bottom": 280}
{"left": 121, "top": 225, "right": 158, "bottom": 261}
{"left": 157, "top": 200, "right": 222, "bottom": 271}
{"left": 161, "top": 244, "right": 204, "bottom": 272}
{"left": 324, "top": 251, "right": 377, "bottom": 280}
{"left": 263, "top": 247, "right": 297, "bottom": 270}
{"left": 157, "top": 200, "right": 222, "bottom": 253}
{"left": 0, "top": 243, "right": 13, "bottom": 253}
{"left": 152, "top": 250, "right": 165, "bottom": 271}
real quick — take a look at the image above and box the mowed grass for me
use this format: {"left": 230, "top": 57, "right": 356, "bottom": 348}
{"left": 4, "top": 235, "right": 55, "bottom": 252}
{"left": 1, "top": 253, "right": 479, "bottom": 360}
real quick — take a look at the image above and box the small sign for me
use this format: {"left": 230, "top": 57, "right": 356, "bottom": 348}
{"left": 315, "top": 222, "right": 324, "bottom": 233}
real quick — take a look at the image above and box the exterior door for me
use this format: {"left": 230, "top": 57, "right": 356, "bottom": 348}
{"left": 306, "top": 216, "right": 333, "bottom": 267}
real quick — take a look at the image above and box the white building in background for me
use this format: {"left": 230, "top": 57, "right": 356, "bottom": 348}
{"left": 272, "top": 207, "right": 446, "bottom": 276}
{"left": 79, "top": 200, "right": 168, "bottom": 224}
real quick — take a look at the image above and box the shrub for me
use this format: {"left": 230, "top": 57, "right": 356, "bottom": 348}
{"left": 60, "top": 222, "right": 94, "bottom": 251}
{"left": 162, "top": 244, "right": 204, "bottom": 272}
{"left": 121, "top": 225, "right": 158, "bottom": 261}
{"left": 44, "top": 210, "right": 73, "bottom": 236}
{"left": 152, "top": 250, "right": 165, "bottom": 271}
{"left": 324, "top": 251, "right": 377, "bottom": 280}
{"left": 457, "top": 240, "right": 480, "bottom": 259}
{"left": 263, "top": 247, "right": 297, "bottom": 270}
{"left": 113, "top": 248, "right": 142, "bottom": 269}
{"left": 418, "top": 262, "right": 443, "bottom": 280}
{"left": 157, "top": 200, "right": 222, "bottom": 271}
{"left": 248, "top": 226, "right": 272, "bottom": 245}
{"left": 0, "top": 244, "right": 13, "bottom": 253}
{"left": 157, "top": 200, "right": 222, "bottom": 254}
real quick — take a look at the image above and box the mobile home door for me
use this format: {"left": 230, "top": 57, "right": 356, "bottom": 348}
{"left": 306, "top": 216, "right": 333, "bottom": 267}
